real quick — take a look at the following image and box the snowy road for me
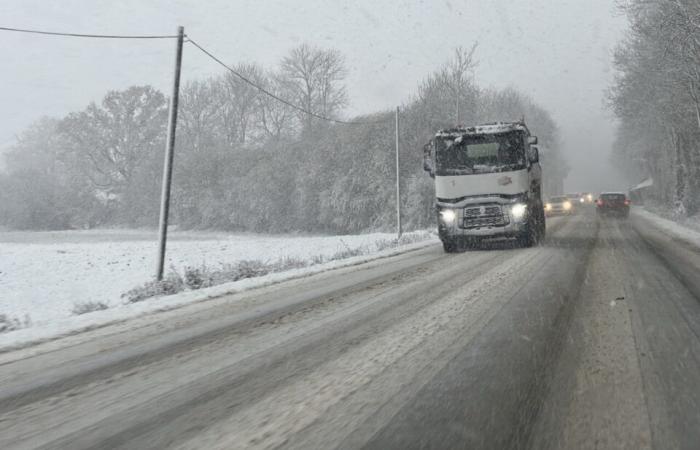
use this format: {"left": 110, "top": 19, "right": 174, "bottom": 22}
{"left": 1, "top": 211, "right": 700, "bottom": 449}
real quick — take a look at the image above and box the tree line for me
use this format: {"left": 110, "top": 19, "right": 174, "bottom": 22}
{"left": 0, "top": 44, "right": 566, "bottom": 232}
{"left": 610, "top": 0, "right": 700, "bottom": 216}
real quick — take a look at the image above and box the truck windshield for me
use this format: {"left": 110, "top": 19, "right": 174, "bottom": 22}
{"left": 434, "top": 132, "right": 526, "bottom": 175}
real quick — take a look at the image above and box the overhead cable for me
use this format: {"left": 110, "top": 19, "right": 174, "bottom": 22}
{"left": 0, "top": 26, "right": 179, "bottom": 39}
{"left": 186, "top": 36, "right": 391, "bottom": 126}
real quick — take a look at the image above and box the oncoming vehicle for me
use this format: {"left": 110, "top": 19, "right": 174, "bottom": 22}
{"left": 565, "top": 193, "right": 585, "bottom": 207}
{"left": 545, "top": 196, "right": 574, "bottom": 216}
{"left": 596, "top": 192, "right": 630, "bottom": 218}
{"left": 423, "top": 121, "right": 545, "bottom": 252}
{"left": 580, "top": 192, "right": 595, "bottom": 204}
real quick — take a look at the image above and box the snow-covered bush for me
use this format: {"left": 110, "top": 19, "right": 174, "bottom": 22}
{"left": 122, "top": 271, "right": 185, "bottom": 303}
{"left": 0, "top": 314, "right": 30, "bottom": 334}
{"left": 121, "top": 232, "right": 433, "bottom": 304}
{"left": 183, "top": 266, "right": 215, "bottom": 290}
{"left": 71, "top": 301, "right": 109, "bottom": 315}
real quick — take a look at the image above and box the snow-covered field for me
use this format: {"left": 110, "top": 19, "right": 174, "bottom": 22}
{"left": 0, "top": 230, "right": 436, "bottom": 336}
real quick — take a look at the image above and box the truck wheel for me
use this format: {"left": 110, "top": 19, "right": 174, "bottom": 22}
{"left": 517, "top": 208, "right": 539, "bottom": 248}
{"left": 442, "top": 239, "right": 459, "bottom": 253}
{"left": 517, "top": 228, "right": 536, "bottom": 248}
{"left": 537, "top": 204, "right": 546, "bottom": 241}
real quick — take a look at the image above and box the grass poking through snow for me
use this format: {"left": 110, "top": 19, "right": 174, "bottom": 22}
{"left": 121, "top": 230, "right": 435, "bottom": 304}
{"left": 71, "top": 301, "right": 110, "bottom": 315}
{"left": 0, "top": 314, "right": 31, "bottom": 334}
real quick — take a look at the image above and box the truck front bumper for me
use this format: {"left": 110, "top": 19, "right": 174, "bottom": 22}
{"left": 436, "top": 198, "right": 530, "bottom": 240}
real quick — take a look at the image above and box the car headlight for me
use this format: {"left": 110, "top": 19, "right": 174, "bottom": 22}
{"left": 545, "top": 203, "right": 552, "bottom": 211}
{"left": 511, "top": 203, "right": 527, "bottom": 221}
{"left": 440, "top": 209, "right": 456, "bottom": 224}
{"left": 587, "top": 194, "right": 593, "bottom": 201}
{"left": 563, "top": 201, "right": 572, "bottom": 210}
{"left": 579, "top": 197, "right": 585, "bottom": 203}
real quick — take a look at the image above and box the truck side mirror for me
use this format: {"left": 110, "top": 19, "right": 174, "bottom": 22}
{"left": 528, "top": 136, "right": 538, "bottom": 145}
{"left": 529, "top": 146, "right": 540, "bottom": 164}
{"left": 423, "top": 143, "right": 435, "bottom": 178}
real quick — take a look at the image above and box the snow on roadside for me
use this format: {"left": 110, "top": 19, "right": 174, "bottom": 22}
{"left": 639, "top": 204, "right": 700, "bottom": 234}
{"left": 633, "top": 208, "right": 700, "bottom": 248}
{"left": 0, "top": 230, "right": 437, "bottom": 349}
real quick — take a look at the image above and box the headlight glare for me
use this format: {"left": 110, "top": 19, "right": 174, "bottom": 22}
{"left": 440, "top": 209, "right": 456, "bottom": 224}
{"left": 563, "top": 201, "right": 572, "bottom": 210}
{"left": 511, "top": 203, "right": 527, "bottom": 221}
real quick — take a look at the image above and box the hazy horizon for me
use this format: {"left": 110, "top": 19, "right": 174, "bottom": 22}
{"left": 0, "top": 0, "right": 629, "bottom": 192}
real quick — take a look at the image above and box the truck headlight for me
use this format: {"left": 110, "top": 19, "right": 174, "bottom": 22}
{"left": 439, "top": 209, "right": 457, "bottom": 224}
{"left": 563, "top": 201, "right": 572, "bottom": 210}
{"left": 511, "top": 203, "right": 527, "bottom": 221}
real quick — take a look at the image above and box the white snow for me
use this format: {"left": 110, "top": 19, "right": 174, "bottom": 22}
{"left": 633, "top": 208, "right": 700, "bottom": 247}
{"left": 631, "top": 177, "right": 653, "bottom": 190}
{"left": 0, "top": 229, "right": 437, "bottom": 348}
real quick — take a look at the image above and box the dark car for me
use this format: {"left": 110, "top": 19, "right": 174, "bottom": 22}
{"left": 596, "top": 192, "right": 630, "bottom": 218}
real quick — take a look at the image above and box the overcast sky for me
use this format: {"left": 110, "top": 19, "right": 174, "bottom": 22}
{"left": 0, "top": 0, "right": 628, "bottom": 191}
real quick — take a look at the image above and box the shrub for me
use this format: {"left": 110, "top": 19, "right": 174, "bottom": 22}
{"left": 0, "top": 314, "right": 30, "bottom": 334}
{"left": 311, "top": 254, "right": 326, "bottom": 265}
{"left": 227, "top": 260, "right": 270, "bottom": 280}
{"left": 120, "top": 231, "right": 435, "bottom": 304}
{"left": 183, "top": 265, "right": 215, "bottom": 290}
{"left": 122, "top": 271, "right": 185, "bottom": 303}
{"left": 71, "top": 301, "right": 109, "bottom": 315}
{"left": 272, "top": 257, "right": 309, "bottom": 272}
{"left": 330, "top": 246, "right": 367, "bottom": 260}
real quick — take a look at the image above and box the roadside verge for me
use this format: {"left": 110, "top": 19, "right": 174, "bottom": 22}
{"left": 632, "top": 208, "right": 700, "bottom": 250}
{"left": 0, "top": 235, "right": 438, "bottom": 352}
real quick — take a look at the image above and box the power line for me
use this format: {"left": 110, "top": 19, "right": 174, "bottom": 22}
{"left": 0, "top": 24, "right": 390, "bottom": 124}
{"left": 0, "top": 26, "right": 179, "bottom": 39}
{"left": 186, "top": 36, "right": 391, "bottom": 126}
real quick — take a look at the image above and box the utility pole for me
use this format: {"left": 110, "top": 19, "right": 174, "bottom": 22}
{"left": 395, "top": 106, "right": 402, "bottom": 239}
{"left": 156, "top": 26, "right": 184, "bottom": 281}
{"left": 456, "top": 97, "right": 460, "bottom": 126}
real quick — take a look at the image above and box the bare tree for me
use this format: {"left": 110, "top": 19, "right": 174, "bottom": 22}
{"left": 219, "top": 63, "right": 266, "bottom": 146}
{"left": 58, "top": 86, "right": 167, "bottom": 196}
{"left": 256, "top": 71, "right": 298, "bottom": 140}
{"left": 416, "top": 44, "right": 479, "bottom": 129}
{"left": 441, "top": 43, "right": 479, "bottom": 124}
{"left": 281, "top": 43, "right": 348, "bottom": 134}
{"left": 179, "top": 78, "right": 225, "bottom": 153}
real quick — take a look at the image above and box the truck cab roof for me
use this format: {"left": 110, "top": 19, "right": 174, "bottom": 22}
{"left": 435, "top": 122, "right": 531, "bottom": 138}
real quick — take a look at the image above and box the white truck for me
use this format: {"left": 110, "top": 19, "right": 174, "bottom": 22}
{"left": 423, "top": 121, "right": 545, "bottom": 252}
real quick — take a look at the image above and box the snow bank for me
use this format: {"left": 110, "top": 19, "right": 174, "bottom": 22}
{"left": 0, "top": 230, "right": 437, "bottom": 349}
{"left": 639, "top": 204, "right": 700, "bottom": 234}
{"left": 633, "top": 208, "right": 700, "bottom": 248}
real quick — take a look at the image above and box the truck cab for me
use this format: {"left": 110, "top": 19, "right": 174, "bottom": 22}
{"left": 423, "top": 122, "right": 545, "bottom": 252}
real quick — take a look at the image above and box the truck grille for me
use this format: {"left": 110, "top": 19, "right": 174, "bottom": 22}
{"left": 462, "top": 204, "right": 508, "bottom": 229}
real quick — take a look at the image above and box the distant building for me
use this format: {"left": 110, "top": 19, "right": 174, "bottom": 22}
{"left": 629, "top": 178, "right": 653, "bottom": 205}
